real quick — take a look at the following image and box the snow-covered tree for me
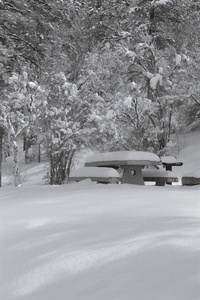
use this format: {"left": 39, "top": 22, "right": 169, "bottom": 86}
{"left": 113, "top": 0, "right": 200, "bottom": 153}
{"left": 0, "top": 69, "right": 45, "bottom": 186}
{"left": 79, "top": 0, "right": 200, "bottom": 155}
{"left": 40, "top": 72, "right": 99, "bottom": 184}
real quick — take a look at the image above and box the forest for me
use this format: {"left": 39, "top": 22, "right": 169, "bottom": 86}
{"left": 0, "top": 0, "right": 200, "bottom": 186}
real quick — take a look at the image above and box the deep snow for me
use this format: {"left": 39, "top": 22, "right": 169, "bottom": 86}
{"left": 0, "top": 183, "right": 200, "bottom": 300}
{"left": 0, "top": 131, "right": 200, "bottom": 300}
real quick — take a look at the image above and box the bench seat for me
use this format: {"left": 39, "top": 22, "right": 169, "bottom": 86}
{"left": 142, "top": 169, "right": 178, "bottom": 186}
{"left": 69, "top": 167, "right": 121, "bottom": 184}
{"left": 181, "top": 176, "right": 200, "bottom": 186}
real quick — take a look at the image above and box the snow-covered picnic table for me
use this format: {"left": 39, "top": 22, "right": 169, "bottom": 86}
{"left": 84, "top": 151, "right": 161, "bottom": 185}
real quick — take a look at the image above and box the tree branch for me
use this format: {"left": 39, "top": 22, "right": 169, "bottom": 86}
{"left": 9, "top": 34, "right": 43, "bottom": 55}
{"left": 191, "top": 95, "right": 200, "bottom": 106}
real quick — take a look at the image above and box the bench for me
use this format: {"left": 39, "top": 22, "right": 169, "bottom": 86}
{"left": 69, "top": 167, "right": 121, "bottom": 184}
{"left": 181, "top": 172, "right": 200, "bottom": 186}
{"left": 142, "top": 169, "right": 178, "bottom": 186}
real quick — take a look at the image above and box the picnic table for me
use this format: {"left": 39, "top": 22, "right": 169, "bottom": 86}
{"left": 85, "top": 151, "right": 161, "bottom": 185}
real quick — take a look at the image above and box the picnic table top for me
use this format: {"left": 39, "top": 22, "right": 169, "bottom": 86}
{"left": 161, "top": 156, "right": 183, "bottom": 166}
{"left": 85, "top": 151, "right": 161, "bottom": 167}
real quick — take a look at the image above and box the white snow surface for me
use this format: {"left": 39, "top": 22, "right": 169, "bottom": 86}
{"left": 70, "top": 167, "right": 120, "bottom": 178}
{"left": 85, "top": 151, "right": 160, "bottom": 164}
{"left": 161, "top": 156, "right": 177, "bottom": 164}
{"left": 0, "top": 183, "right": 200, "bottom": 300}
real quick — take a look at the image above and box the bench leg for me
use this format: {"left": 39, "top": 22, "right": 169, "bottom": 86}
{"left": 156, "top": 179, "right": 166, "bottom": 186}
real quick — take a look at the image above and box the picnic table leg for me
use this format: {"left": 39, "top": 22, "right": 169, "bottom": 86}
{"left": 121, "top": 165, "right": 144, "bottom": 185}
{"left": 165, "top": 165, "right": 172, "bottom": 185}
{"left": 166, "top": 165, "right": 172, "bottom": 171}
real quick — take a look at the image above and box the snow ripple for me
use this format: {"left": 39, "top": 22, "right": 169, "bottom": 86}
{"left": 11, "top": 231, "right": 200, "bottom": 297}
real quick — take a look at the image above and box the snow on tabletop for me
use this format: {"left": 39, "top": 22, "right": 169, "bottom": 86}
{"left": 161, "top": 156, "right": 177, "bottom": 164}
{"left": 70, "top": 167, "right": 120, "bottom": 178}
{"left": 85, "top": 151, "right": 160, "bottom": 164}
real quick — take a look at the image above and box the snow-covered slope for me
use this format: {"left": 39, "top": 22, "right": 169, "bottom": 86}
{"left": 173, "top": 130, "right": 200, "bottom": 180}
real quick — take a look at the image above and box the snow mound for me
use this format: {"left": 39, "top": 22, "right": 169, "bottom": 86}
{"left": 182, "top": 170, "right": 200, "bottom": 178}
{"left": 173, "top": 131, "right": 200, "bottom": 179}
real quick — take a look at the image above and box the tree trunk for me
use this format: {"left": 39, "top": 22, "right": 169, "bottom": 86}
{"left": 13, "top": 140, "right": 21, "bottom": 186}
{"left": 25, "top": 136, "right": 30, "bottom": 164}
{"left": 38, "top": 143, "right": 41, "bottom": 163}
{"left": 50, "top": 149, "right": 76, "bottom": 185}
{"left": 66, "top": 149, "right": 76, "bottom": 183}
{"left": 0, "top": 127, "right": 3, "bottom": 187}
{"left": 50, "top": 152, "right": 54, "bottom": 185}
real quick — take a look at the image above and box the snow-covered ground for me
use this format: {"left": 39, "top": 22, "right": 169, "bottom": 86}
{"left": 1, "top": 183, "right": 200, "bottom": 300}
{"left": 0, "top": 130, "right": 200, "bottom": 300}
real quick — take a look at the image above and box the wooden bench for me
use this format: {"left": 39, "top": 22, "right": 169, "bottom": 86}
{"left": 181, "top": 175, "right": 200, "bottom": 186}
{"left": 142, "top": 169, "right": 178, "bottom": 186}
{"left": 69, "top": 167, "right": 121, "bottom": 184}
